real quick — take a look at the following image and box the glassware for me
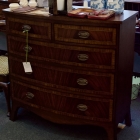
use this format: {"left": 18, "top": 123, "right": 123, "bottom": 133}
{"left": 37, "top": 0, "right": 49, "bottom": 7}
{"left": 83, "top": 0, "right": 88, "bottom": 8}
{"left": 57, "top": 0, "right": 65, "bottom": 11}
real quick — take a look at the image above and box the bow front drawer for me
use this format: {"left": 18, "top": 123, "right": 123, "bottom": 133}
{"left": 9, "top": 57, "right": 114, "bottom": 96}
{"left": 54, "top": 24, "right": 117, "bottom": 46}
{"left": 11, "top": 80, "right": 113, "bottom": 122}
{"left": 8, "top": 36, "right": 115, "bottom": 70}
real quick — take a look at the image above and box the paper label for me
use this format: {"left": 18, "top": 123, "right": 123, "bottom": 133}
{"left": 108, "top": 0, "right": 114, "bottom": 2}
{"left": 23, "top": 62, "right": 33, "bottom": 73}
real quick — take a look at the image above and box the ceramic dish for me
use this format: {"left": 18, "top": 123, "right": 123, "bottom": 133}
{"left": 9, "top": 3, "right": 20, "bottom": 10}
{"left": 90, "top": 0, "right": 105, "bottom": 9}
{"left": 12, "top": 6, "right": 36, "bottom": 13}
{"left": 68, "top": 8, "right": 95, "bottom": 18}
{"left": 68, "top": 8, "right": 115, "bottom": 20}
{"left": 87, "top": 10, "right": 115, "bottom": 20}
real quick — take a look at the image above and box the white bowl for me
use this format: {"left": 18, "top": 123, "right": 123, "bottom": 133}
{"left": 28, "top": 1, "right": 37, "bottom": 8}
{"left": 9, "top": 3, "right": 20, "bottom": 10}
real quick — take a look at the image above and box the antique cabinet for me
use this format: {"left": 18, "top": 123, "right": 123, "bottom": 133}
{"left": 3, "top": 8, "right": 137, "bottom": 140}
{"left": 73, "top": 0, "right": 84, "bottom": 6}
{"left": 0, "top": 0, "right": 19, "bottom": 32}
{"left": 125, "top": 0, "right": 140, "bottom": 18}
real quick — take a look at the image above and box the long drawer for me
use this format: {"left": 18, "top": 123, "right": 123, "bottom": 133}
{"left": 8, "top": 36, "right": 115, "bottom": 70}
{"left": 11, "top": 80, "right": 113, "bottom": 122}
{"left": 9, "top": 57, "right": 114, "bottom": 96}
{"left": 6, "top": 17, "right": 51, "bottom": 40}
{"left": 54, "top": 24, "right": 117, "bottom": 46}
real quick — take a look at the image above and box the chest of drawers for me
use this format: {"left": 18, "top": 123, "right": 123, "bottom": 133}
{"left": 3, "top": 8, "right": 138, "bottom": 140}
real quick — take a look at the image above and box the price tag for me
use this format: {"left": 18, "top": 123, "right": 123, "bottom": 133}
{"left": 23, "top": 62, "right": 33, "bottom": 73}
{"left": 108, "top": 0, "right": 114, "bottom": 2}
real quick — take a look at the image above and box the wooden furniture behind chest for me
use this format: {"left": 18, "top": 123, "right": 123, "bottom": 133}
{"left": 72, "top": 0, "right": 84, "bottom": 6}
{"left": 3, "top": 9, "right": 137, "bottom": 140}
{"left": 0, "top": 0, "right": 19, "bottom": 32}
{"left": 125, "top": 0, "right": 140, "bottom": 17}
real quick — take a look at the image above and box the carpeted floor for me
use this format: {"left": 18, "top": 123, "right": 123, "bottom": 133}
{"left": 0, "top": 92, "right": 140, "bottom": 140}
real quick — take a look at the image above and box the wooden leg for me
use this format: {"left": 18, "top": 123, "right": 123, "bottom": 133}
{"left": 10, "top": 101, "right": 19, "bottom": 121}
{"left": 0, "top": 82, "right": 11, "bottom": 117}
{"left": 125, "top": 111, "right": 132, "bottom": 126}
{"left": 104, "top": 125, "right": 117, "bottom": 140}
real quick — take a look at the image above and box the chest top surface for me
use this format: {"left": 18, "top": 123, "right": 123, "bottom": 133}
{"left": 2, "top": 8, "right": 138, "bottom": 24}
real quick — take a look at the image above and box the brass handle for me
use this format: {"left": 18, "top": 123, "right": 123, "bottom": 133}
{"left": 78, "top": 31, "right": 90, "bottom": 39}
{"left": 77, "top": 54, "right": 89, "bottom": 61}
{"left": 26, "top": 92, "right": 34, "bottom": 99}
{"left": 22, "top": 25, "right": 31, "bottom": 31}
{"left": 23, "top": 45, "right": 32, "bottom": 52}
{"left": 77, "top": 104, "right": 88, "bottom": 111}
{"left": 77, "top": 78, "right": 88, "bottom": 86}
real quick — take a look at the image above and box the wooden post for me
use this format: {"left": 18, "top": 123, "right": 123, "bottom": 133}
{"left": 53, "top": 0, "right": 58, "bottom": 15}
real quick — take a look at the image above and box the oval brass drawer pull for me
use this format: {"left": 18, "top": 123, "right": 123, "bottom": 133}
{"left": 23, "top": 46, "right": 32, "bottom": 52}
{"left": 22, "top": 25, "right": 31, "bottom": 31}
{"left": 77, "top": 54, "right": 89, "bottom": 61}
{"left": 77, "top": 78, "right": 88, "bottom": 86}
{"left": 26, "top": 92, "right": 34, "bottom": 99}
{"left": 78, "top": 31, "right": 90, "bottom": 39}
{"left": 77, "top": 104, "right": 88, "bottom": 111}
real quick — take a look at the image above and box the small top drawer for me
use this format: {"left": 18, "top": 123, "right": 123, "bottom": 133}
{"left": 7, "top": 17, "right": 51, "bottom": 40}
{"left": 54, "top": 24, "right": 117, "bottom": 46}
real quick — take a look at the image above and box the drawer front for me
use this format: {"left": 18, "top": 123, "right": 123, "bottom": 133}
{"left": 7, "top": 17, "right": 51, "bottom": 40}
{"left": 54, "top": 24, "right": 117, "bottom": 46}
{"left": 11, "top": 80, "right": 113, "bottom": 122}
{"left": 10, "top": 57, "right": 114, "bottom": 96}
{"left": 8, "top": 36, "right": 115, "bottom": 70}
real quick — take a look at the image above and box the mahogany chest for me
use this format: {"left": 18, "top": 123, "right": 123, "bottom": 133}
{"left": 3, "top": 8, "right": 138, "bottom": 140}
